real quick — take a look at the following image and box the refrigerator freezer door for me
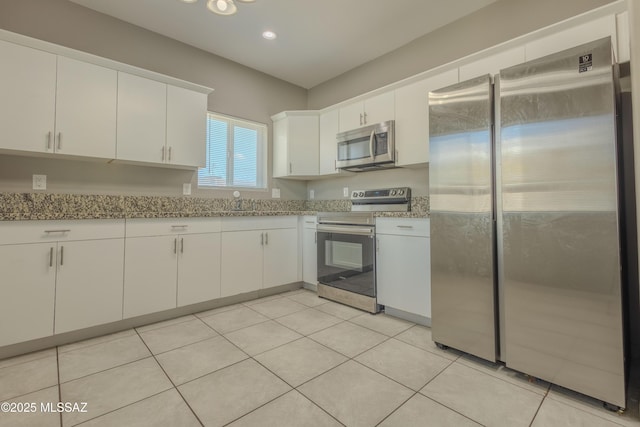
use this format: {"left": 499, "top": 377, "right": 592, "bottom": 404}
{"left": 429, "top": 74, "right": 497, "bottom": 362}
{"left": 499, "top": 38, "right": 625, "bottom": 408}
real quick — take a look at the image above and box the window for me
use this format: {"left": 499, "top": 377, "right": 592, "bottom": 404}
{"left": 198, "top": 112, "right": 267, "bottom": 189}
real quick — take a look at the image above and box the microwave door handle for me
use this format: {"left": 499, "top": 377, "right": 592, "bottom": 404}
{"left": 369, "top": 130, "right": 376, "bottom": 159}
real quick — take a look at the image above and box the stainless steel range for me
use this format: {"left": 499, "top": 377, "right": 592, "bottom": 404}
{"left": 316, "top": 187, "right": 411, "bottom": 313}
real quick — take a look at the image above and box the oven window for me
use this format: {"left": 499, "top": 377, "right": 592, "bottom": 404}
{"left": 325, "top": 241, "right": 363, "bottom": 271}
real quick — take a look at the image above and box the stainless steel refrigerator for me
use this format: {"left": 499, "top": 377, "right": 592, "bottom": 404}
{"left": 429, "top": 37, "right": 626, "bottom": 408}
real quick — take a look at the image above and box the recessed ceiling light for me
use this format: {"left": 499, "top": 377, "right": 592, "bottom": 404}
{"left": 262, "top": 31, "right": 277, "bottom": 40}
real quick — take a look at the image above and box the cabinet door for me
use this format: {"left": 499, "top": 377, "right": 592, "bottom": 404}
{"left": 302, "top": 228, "right": 317, "bottom": 285}
{"left": 177, "top": 233, "right": 221, "bottom": 306}
{"left": 116, "top": 72, "right": 167, "bottom": 164}
{"left": 0, "top": 40, "right": 56, "bottom": 155}
{"left": 221, "top": 230, "right": 263, "bottom": 297}
{"left": 55, "top": 56, "right": 117, "bottom": 159}
{"left": 124, "top": 236, "right": 178, "bottom": 318}
{"left": 166, "top": 85, "right": 207, "bottom": 168}
{"left": 272, "top": 118, "right": 289, "bottom": 178}
{"left": 363, "top": 91, "right": 395, "bottom": 125}
{"left": 339, "top": 101, "right": 364, "bottom": 132}
{"left": 288, "top": 115, "right": 319, "bottom": 176}
{"left": 55, "top": 239, "right": 125, "bottom": 334}
{"left": 377, "top": 235, "right": 431, "bottom": 318}
{"left": 263, "top": 228, "right": 298, "bottom": 288}
{"left": 0, "top": 243, "right": 56, "bottom": 346}
{"left": 395, "top": 69, "right": 458, "bottom": 166}
{"left": 319, "top": 109, "right": 340, "bottom": 175}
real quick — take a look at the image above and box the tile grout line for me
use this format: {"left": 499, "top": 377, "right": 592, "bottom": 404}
{"left": 133, "top": 328, "right": 205, "bottom": 427}
{"left": 528, "top": 385, "right": 551, "bottom": 427}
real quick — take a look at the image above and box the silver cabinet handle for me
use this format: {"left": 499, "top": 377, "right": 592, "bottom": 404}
{"left": 44, "top": 229, "right": 70, "bottom": 234}
{"left": 168, "top": 146, "right": 172, "bottom": 162}
{"left": 181, "top": 237, "right": 184, "bottom": 253}
{"left": 161, "top": 146, "right": 166, "bottom": 161}
{"left": 60, "top": 245, "right": 64, "bottom": 266}
{"left": 173, "top": 238, "right": 177, "bottom": 254}
{"left": 265, "top": 232, "right": 268, "bottom": 245}
{"left": 289, "top": 162, "right": 292, "bottom": 174}
{"left": 305, "top": 221, "right": 315, "bottom": 224}
{"left": 47, "top": 132, "right": 52, "bottom": 150}
{"left": 49, "top": 247, "right": 54, "bottom": 267}
{"left": 334, "top": 159, "right": 337, "bottom": 171}
{"left": 261, "top": 233, "right": 264, "bottom": 245}
{"left": 57, "top": 132, "right": 62, "bottom": 150}
{"left": 363, "top": 112, "right": 367, "bottom": 124}
{"left": 397, "top": 225, "right": 414, "bottom": 229}
{"left": 315, "top": 231, "right": 317, "bottom": 243}
{"left": 171, "top": 225, "right": 188, "bottom": 229}
{"left": 359, "top": 113, "right": 363, "bottom": 126}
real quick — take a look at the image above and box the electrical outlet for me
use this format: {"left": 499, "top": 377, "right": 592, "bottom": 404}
{"left": 309, "top": 189, "right": 315, "bottom": 199}
{"left": 33, "top": 175, "right": 47, "bottom": 190}
{"left": 343, "top": 187, "right": 349, "bottom": 197}
{"left": 182, "top": 183, "right": 192, "bottom": 195}
{"left": 272, "top": 188, "right": 281, "bottom": 198}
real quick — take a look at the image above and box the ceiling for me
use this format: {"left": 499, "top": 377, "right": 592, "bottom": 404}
{"left": 69, "top": 0, "right": 498, "bottom": 89}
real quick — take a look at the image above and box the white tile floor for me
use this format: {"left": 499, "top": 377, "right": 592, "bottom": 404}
{"left": 1, "top": 289, "right": 639, "bottom": 427}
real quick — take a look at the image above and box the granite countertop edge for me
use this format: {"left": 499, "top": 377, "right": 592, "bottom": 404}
{"left": 0, "top": 210, "right": 429, "bottom": 221}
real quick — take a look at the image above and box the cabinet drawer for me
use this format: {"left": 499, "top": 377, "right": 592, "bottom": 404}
{"left": 0, "top": 219, "right": 125, "bottom": 245}
{"left": 126, "top": 217, "right": 221, "bottom": 237}
{"left": 376, "top": 218, "right": 430, "bottom": 237}
{"left": 221, "top": 216, "right": 297, "bottom": 232}
{"left": 302, "top": 216, "right": 317, "bottom": 229}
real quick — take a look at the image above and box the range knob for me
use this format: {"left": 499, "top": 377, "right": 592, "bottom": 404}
{"left": 398, "top": 189, "right": 404, "bottom": 195}
{"left": 390, "top": 190, "right": 396, "bottom": 196}
{"left": 358, "top": 192, "right": 365, "bottom": 197}
{"left": 352, "top": 191, "right": 358, "bottom": 198}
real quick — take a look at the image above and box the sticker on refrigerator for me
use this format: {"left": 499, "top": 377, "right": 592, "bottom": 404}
{"left": 579, "top": 53, "right": 593, "bottom": 73}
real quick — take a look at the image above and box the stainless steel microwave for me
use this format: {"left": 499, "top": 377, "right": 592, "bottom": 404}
{"left": 336, "top": 120, "right": 395, "bottom": 171}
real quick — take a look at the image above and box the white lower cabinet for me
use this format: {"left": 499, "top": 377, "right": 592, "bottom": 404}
{"left": 54, "top": 238, "right": 125, "bottom": 334}
{"left": 123, "top": 218, "right": 221, "bottom": 318}
{"left": 221, "top": 217, "right": 298, "bottom": 297}
{"left": 0, "top": 243, "right": 56, "bottom": 347}
{"left": 301, "top": 216, "right": 317, "bottom": 285}
{"left": 0, "top": 219, "right": 125, "bottom": 346}
{"left": 376, "top": 218, "right": 431, "bottom": 319}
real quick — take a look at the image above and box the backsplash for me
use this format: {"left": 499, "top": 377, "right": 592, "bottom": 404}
{"left": 0, "top": 193, "right": 428, "bottom": 220}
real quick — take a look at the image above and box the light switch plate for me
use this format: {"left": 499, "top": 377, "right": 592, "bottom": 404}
{"left": 343, "top": 187, "right": 349, "bottom": 197}
{"left": 183, "top": 183, "right": 192, "bottom": 195}
{"left": 309, "top": 189, "right": 315, "bottom": 199}
{"left": 33, "top": 175, "right": 47, "bottom": 190}
{"left": 272, "top": 188, "right": 281, "bottom": 198}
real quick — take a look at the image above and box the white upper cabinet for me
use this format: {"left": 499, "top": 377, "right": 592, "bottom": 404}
{"left": 166, "top": 85, "right": 207, "bottom": 169}
{"left": 319, "top": 109, "right": 341, "bottom": 176}
{"left": 0, "top": 40, "right": 56, "bottom": 155}
{"left": 394, "top": 68, "right": 458, "bottom": 167}
{"left": 116, "top": 72, "right": 167, "bottom": 164}
{"left": 55, "top": 56, "right": 117, "bottom": 159}
{"left": 272, "top": 111, "right": 319, "bottom": 178}
{"left": 338, "top": 91, "right": 395, "bottom": 132}
{"left": 458, "top": 47, "right": 525, "bottom": 81}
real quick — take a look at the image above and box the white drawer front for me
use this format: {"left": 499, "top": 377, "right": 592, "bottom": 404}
{"left": 0, "top": 219, "right": 125, "bottom": 245}
{"left": 376, "top": 218, "right": 430, "bottom": 237}
{"left": 221, "top": 216, "right": 297, "bottom": 232}
{"left": 302, "top": 215, "right": 317, "bottom": 229}
{"left": 126, "top": 217, "right": 221, "bottom": 237}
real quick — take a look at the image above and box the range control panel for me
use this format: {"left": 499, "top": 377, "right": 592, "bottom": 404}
{"left": 351, "top": 187, "right": 411, "bottom": 200}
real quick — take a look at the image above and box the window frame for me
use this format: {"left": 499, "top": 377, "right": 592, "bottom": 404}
{"left": 198, "top": 112, "right": 268, "bottom": 190}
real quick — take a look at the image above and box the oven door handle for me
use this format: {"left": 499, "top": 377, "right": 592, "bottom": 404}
{"left": 317, "top": 225, "right": 374, "bottom": 236}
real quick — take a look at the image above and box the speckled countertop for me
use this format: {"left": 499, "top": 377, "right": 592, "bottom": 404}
{"left": 0, "top": 193, "right": 428, "bottom": 221}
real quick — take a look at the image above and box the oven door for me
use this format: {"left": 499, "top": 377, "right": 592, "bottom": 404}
{"left": 317, "top": 224, "right": 376, "bottom": 297}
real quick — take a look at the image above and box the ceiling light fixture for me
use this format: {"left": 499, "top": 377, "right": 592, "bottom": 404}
{"left": 179, "top": 0, "right": 255, "bottom": 16}
{"left": 262, "top": 31, "right": 277, "bottom": 40}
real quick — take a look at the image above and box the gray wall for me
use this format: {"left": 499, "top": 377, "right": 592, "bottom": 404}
{"left": 307, "top": 0, "right": 617, "bottom": 109}
{"left": 304, "top": 0, "right": 616, "bottom": 199}
{"left": 0, "top": 0, "right": 308, "bottom": 199}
